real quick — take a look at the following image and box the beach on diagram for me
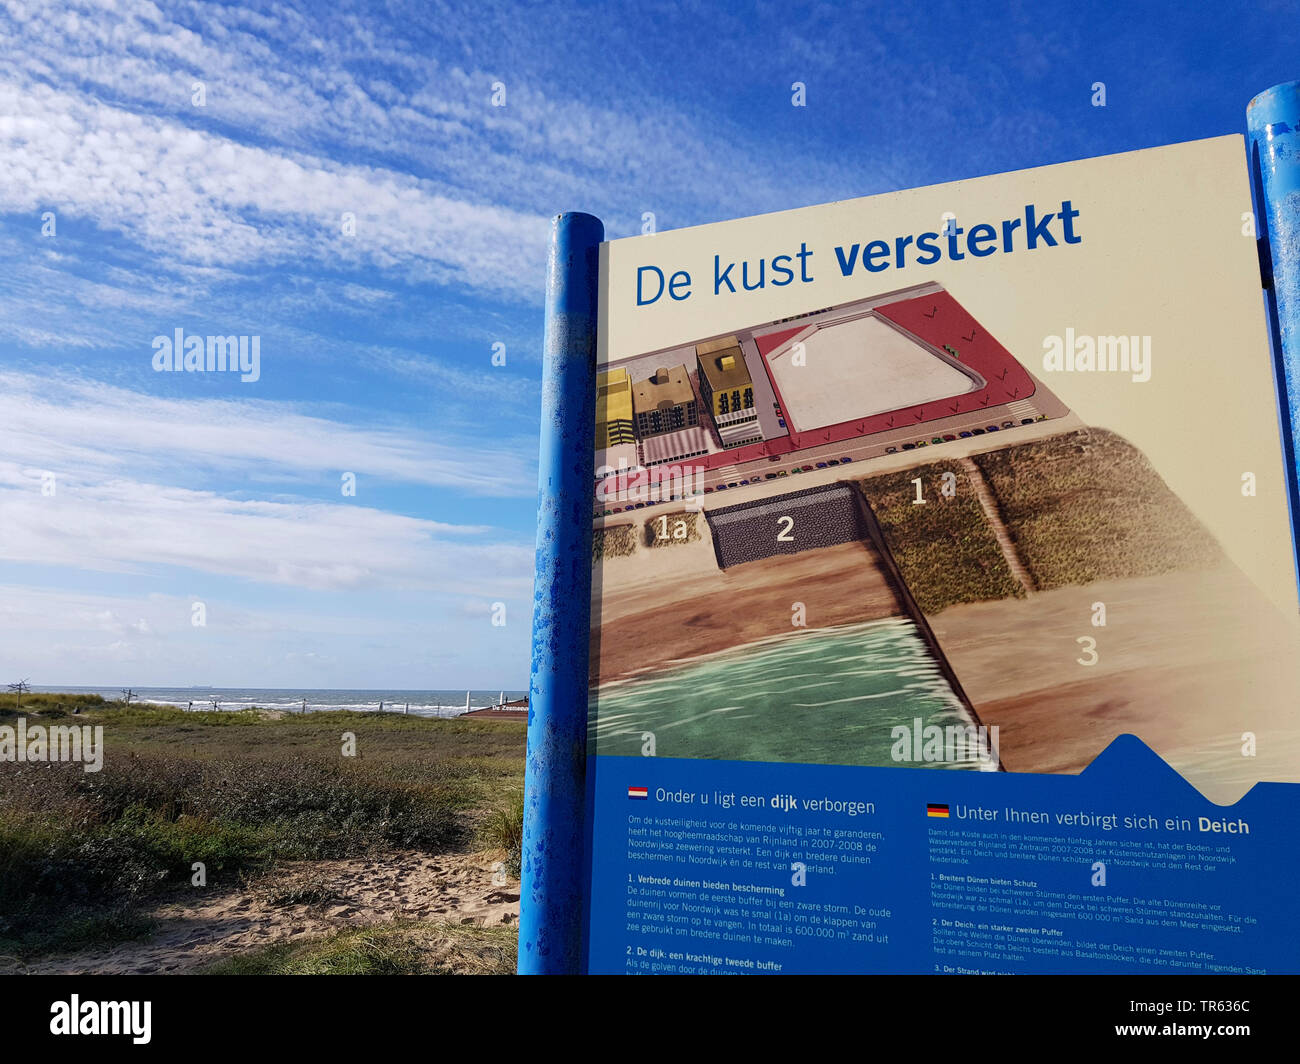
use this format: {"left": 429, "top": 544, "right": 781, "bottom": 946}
{"left": 588, "top": 283, "right": 1300, "bottom": 803}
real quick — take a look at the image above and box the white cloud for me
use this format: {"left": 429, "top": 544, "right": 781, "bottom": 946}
{"left": 0, "top": 462, "right": 533, "bottom": 594}
{"left": 0, "top": 79, "right": 551, "bottom": 299}
{"left": 0, "top": 368, "right": 537, "bottom": 594}
{"left": 339, "top": 282, "right": 397, "bottom": 305}
{"left": 0, "top": 370, "right": 535, "bottom": 496}
{"left": 0, "top": 0, "right": 874, "bottom": 239}
{"left": 0, "top": 583, "right": 531, "bottom": 688}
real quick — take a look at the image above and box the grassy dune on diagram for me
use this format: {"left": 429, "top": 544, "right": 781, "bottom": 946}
{"left": 588, "top": 428, "right": 1296, "bottom": 792}
{"left": 856, "top": 429, "right": 1296, "bottom": 793}
{"left": 969, "top": 428, "right": 1224, "bottom": 589}
{"left": 592, "top": 510, "right": 706, "bottom": 562}
{"left": 593, "top": 523, "right": 638, "bottom": 560}
{"left": 856, "top": 429, "right": 1226, "bottom": 611}
{"left": 855, "top": 462, "right": 1024, "bottom": 612}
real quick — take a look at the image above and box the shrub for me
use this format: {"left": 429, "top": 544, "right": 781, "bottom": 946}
{"left": 0, "top": 708, "right": 525, "bottom": 958}
{"left": 480, "top": 791, "right": 524, "bottom": 878}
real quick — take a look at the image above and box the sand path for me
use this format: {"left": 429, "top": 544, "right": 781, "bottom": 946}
{"left": 3, "top": 852, "right": 519, "bottom": 975}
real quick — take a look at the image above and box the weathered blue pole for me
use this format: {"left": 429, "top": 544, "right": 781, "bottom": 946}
{"left": 518, "top": 212, "right": 603, "bottom": 974}
{"left": 1248, "top": 81, "right": 1300, "bottom": 583}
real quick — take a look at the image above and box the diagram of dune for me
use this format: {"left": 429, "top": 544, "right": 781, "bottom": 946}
{"left": 588, "top": 287, "right": 1300, "bottom": 803}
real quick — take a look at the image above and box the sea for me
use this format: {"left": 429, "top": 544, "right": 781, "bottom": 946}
{"left": 590, "top": 617, "right": 991, "bottom": 769}
{"left": 27, "top": 686, "right": 528, "bottom": 719}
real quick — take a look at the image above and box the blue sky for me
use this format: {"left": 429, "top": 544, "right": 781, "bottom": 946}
{"left": 0, "top": 0, "right": 1296, "bottom": 689}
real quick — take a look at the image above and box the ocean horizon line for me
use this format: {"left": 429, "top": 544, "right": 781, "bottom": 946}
{"left": 28, "top": 685, "right": 530, "bottom": 694}
{"left": 20, "top": 685, "right": 530, "bottom": 720}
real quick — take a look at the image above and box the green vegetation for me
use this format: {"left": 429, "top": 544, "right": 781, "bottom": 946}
{"left": 0, "top": 697, "right": 525, "bottom": 959}
{"left": 2, "top": 691, "right": 114, "bottom": 715}
{"left": 0, "top": 905, "right": 157, "bottom": 959}
{"left": 479, "top": 790, "right": 524, "bottom": 878}
{"left": 593, "top": 522, "right": 638, "bottom": 561}
{"left": 203, "top": 920, "right": 517, "bottom": 975}
{"left": 245, "top": 870, "right": 343, "bottom": 909}
{"left": 643, "top": 509, "right": 703, "bottom": 548}
{"left": 972, "top": 429, "right": 1222, "bottom": 590}
{"left": 857, "top": 464, "right": 1024, "bottom": 613}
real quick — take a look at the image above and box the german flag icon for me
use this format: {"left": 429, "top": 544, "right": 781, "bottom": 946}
{"left": 927, "top": 803, "right": 950, "bottom": 818}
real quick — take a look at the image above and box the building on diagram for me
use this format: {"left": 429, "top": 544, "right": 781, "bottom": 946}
{"left": 696, "top": 337, "right": 762, "bottom": 449}
{"left": 633, "top": 365, "right": 710, "bottom": 466}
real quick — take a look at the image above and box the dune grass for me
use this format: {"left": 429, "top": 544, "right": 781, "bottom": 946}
{"left": 203, "top": 921, "right": 517, "bottom": 975}
{"left": 0, "top": 696, "right": 525, "bottom": 959}
{"left": 478, "top": 791, "right": 524, "bottom": 878}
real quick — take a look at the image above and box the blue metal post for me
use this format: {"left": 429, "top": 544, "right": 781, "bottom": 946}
{"left": 518, "top": 212, "right": 603, "bottom": 974}
{"left": 1248, "top": 82, "right": 1300, "bottom": 585}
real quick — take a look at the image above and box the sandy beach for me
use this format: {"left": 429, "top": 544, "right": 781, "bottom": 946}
{"left": 591, "top": 536, "right": 905, "bottom": 684}
{"left": 4, "top": 851, "right": 518, "bottom": 976}
{"left": 590, "top": 509, "right": 1300, "bottom": 802}
{"left": 929, "top": 565, "right": 1300, "bottom": 801}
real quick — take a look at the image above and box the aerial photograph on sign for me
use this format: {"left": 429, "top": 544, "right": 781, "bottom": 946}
{"left": 588, "top": 282, "right": 1300, "bottom": 801}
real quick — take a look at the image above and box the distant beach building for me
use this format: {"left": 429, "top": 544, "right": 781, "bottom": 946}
{"left": 463, "top": 695, "right": 528, "bottom": 719}
{"left": 697, "top": 338, "right": 761, "bottom": 448}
